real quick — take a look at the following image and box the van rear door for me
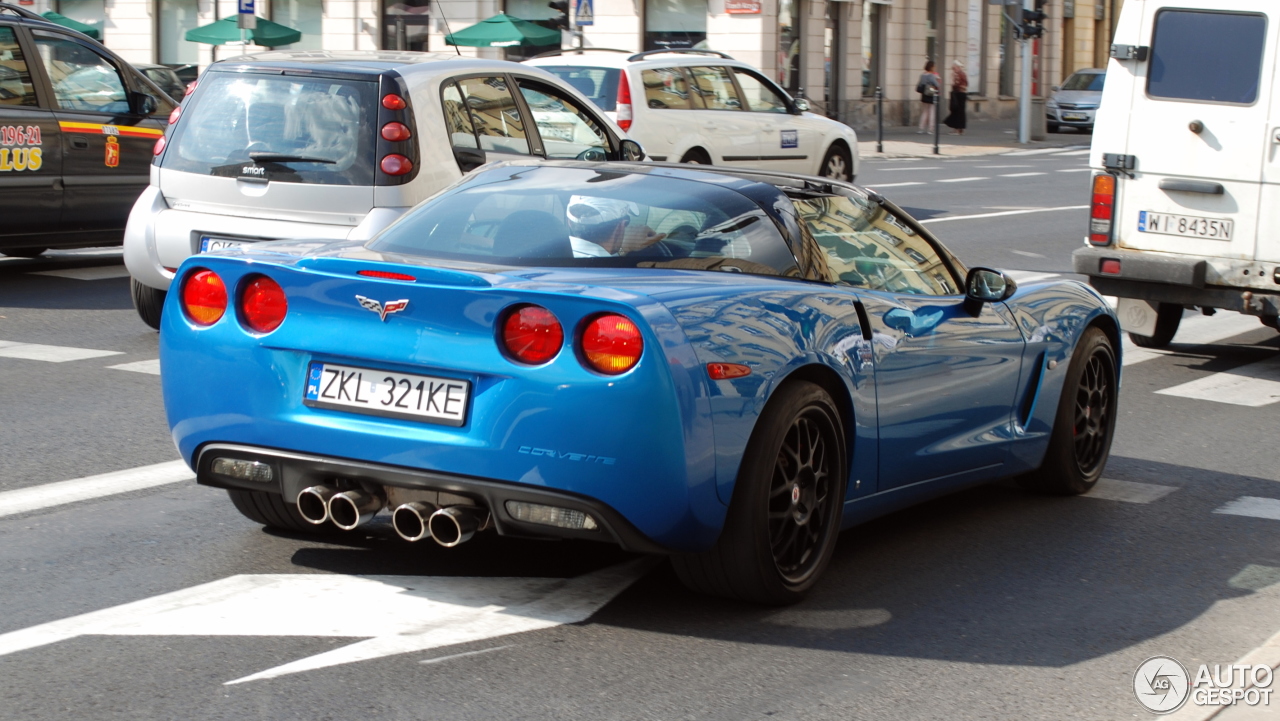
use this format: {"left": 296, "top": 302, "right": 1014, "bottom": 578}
{"left": 1114, "top": 4, "right": 1274, "bottom": 262}
{"left": 1259, "top": 33, "right": 1280, "bottom": 265}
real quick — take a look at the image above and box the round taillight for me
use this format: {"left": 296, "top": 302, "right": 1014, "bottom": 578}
{"left": 381, "top": 121, "right": 412, "bottom": 142}
{"left": 240, "top": 275, "right": 287, "bottom": 333}
{"left": 582, "top": 314, "right": 643, "bottom": 375}
{"left": 153, "top": 136, "right": 166, "bottom": 156}
{"left": 382, "top": 93, "right": 407, "bottom": 110}
{"left": 168, "top": 106, "right": 181, "bottom": 124}
{"left": 182, "top": 269, "right": 227, "bottom": 326}
{"left": 184, "top": 80, "right": 197, "bottom": 96}
{"left": 380, "top": 154, "right": 413, "bottom": 176}
{"left": 501, "top": 305, "right": 563, "bottom": 365}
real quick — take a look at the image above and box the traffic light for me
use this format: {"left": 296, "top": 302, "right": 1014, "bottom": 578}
{"left": 1022, "top": 1, "right": 1047, "bottom": 38}
{"left": 548, "top": 0, "right": 569, "bottom": 30}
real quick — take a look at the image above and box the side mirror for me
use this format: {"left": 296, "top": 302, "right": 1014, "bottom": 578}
{"left": 1051, "top": 85, "right": 1061, "bottom": 92}
{"left": 792, "top": 97, "right": 810, "bottom": 113}
{"left": 620, "top": 138, "right": 646, "bottom": 161}
{"left": 131, "top": 92, "right": 158, "bottom": 116}
{"left": 965, "top": 267, "right": 1018, "bottom": 309}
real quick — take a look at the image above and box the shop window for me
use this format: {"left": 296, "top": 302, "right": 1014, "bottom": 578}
{"left": 158, "top": 0, "right": 199, "bottom": 64}
{"left": 777, "top": 0, "right": 801, "bottom": 94}
{"left": 644, "top": 0, "right": 708, "bottom": 51}
{"left": 861, "top": 1, "right": 881, "bottom": 96}
{"left": 383, "top": 0, "right": 430, "bottom": 51}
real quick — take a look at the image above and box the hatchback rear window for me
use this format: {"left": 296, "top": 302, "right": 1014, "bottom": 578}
{"left": 163, "top": 72, "right": 377, "bottom": 185}
{"left": 1147, "top": 10, "right": 1266, "bottom": 104}
{"left": 370, "top": 165, "right": 800, "bottom": 277}
{"left": 537, "top": 66, "right": 619, "bottom": 111}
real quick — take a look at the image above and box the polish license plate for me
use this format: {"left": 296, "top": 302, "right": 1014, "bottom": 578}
{"left": 1138, "top": 211, "right": 1233, "bottom": 241}
{"left": 303, "top": 361, "right": 470, "bottom": 426}
{"left": 1062, "top": 113, "right": 1088, "bottom": 121}
{"left": 199, "top": 236, "right": 250, "bottom": 253}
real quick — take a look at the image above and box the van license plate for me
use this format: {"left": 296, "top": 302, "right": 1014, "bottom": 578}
{"left": 199, "top": 236, "right": 250, "bottom": 253}
{"left": 1138, "top": 211, "right": 1233, "bottom": 241}
{"left": 304, "top": 361, "right": 470, "bottom": 426}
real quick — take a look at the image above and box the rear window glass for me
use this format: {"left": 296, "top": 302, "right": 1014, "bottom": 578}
{"left": 1147, "top": 10, "right": 1266, "bottom": 104}
{"left": 538, "top": 66, "right": 619, "bottom": 112}
{"left": 162, "top": 72, "right": 377, "bottom": 185}
{"left": 370, "top": 165, "right": 800, "bottom": 277}
{"left": 1061, "top": 72, "right": 1104, "bottom": 92}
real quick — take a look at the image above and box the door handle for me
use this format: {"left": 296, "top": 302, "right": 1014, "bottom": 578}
{"left": 71, "top": 137, "right": 89, "bottom": 149}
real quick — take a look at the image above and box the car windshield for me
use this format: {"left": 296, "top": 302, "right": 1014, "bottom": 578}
{"left": 536, "top": 66, "right": 620, "bottom": 112}
{"left": 161, "top": 71, "right": 377, "bottom": 186}
{"left": 1062, "top": 72, "right": 1104, "bottom": 92}
{"left": 370, "top": 165, "right": 801, "bottom": 277}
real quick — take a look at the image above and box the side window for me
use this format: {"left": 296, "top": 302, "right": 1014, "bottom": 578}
{"left": 687, "top": 66, "right": 742, "bottom": 111}
{"left": 441, "top": 81, "right": 479, "bottom": 150}
{"left": 455, "top": 76, "right": 530, "bottom": 156}
{"left": 641, "top": 67, "right": 691, "bottom": 110}
{"left": 33, "top": 31, "right": 129, "bottom": 113}
{"left": 1147, "top": 10, "right": 1266, "bottom": 104}
{"left": 791, "top": 194, "right": 959, "bottom": 296}
{"left": 0, "top": 27, "right": 36, "bottom": 107}
{"left": 732, "top": 69, "right": 789, "bottom": 113}
{"left": 515, "top": 79, "right": 610, "bottom": 161}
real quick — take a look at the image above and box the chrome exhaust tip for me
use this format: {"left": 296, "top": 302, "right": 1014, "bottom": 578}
{"left": 428, "top": 506, "right": 484, "bottom": 547}
{"left": 392, "top": 502, "right": 438, "bottom": 542}
{"left": 296, "top": 485, "right": 337, "bottom": 525}
{"left": 327, "top": 489, "right": 384, "bottom": 531}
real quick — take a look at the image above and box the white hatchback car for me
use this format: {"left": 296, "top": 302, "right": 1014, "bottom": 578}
{"left": 125, "top": 50, "right": 641, "bottom": 328}
{"left": 524, "top": 49, "right": 858, "bottom": 182}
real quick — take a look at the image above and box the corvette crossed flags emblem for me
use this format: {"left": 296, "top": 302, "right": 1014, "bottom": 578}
{"left": 355, "top": 295, "right": 409, "bottom": 322}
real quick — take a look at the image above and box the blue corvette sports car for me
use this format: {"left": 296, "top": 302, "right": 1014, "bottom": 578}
{"left": 162, "top": 160, "right": 1120, "bottom": 604}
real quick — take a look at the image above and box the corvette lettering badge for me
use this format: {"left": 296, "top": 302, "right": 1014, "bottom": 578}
{"left": 355, "top": 295, "right": 409, "bottom": 322}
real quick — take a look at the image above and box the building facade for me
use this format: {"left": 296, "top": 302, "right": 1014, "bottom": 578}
{"left": 32, "top": 0, "right": 1122, "bottom": 129}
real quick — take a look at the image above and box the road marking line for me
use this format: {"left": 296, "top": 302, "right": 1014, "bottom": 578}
{"left": 0, "top": 561, "right": 649, "bottom": 684}
{"left": 1154, "top": 357, "right": 1280, "bottom": 406}
{"left": 1054, "top": 149, "right": 1092, "bottom": 156}
{"left": 936, "top": 176, "right": 987, "bottom": 183}
{"left": 877, "top": 166, "right": 941, "bottom": 172}
{"left": 108, "top": 359, "right": 160, "bottom": 375}
{"left": 1000, "top": 172, "right": 1047, "bottom": 177}
{"left": 28, "top": 266, "right": 131, "bottom": 281}
{"left": 1084, "top": 479, "right": 1178, "bottom": 504}
{"left": 0, "top": 460, "right": 191, "bottom": 518}
{"left": 1214, "top": 497, "right": 1280, "bottom": 521}
{"left": 1122, "top": 312, "right": 1266, "bottom": 367}
{"left": 1005, "top": 271, "right": 1059, "bottom": 283}
{"left": 975, "top": 164, "right": 1032, "bottom": 169}
{"left": 1057, "top": 167, "right": 1094, "bottom": 173}
{"left": 1009, "top": 249, "right": 1046, "bottom": 258}
{"left": 420, "top": 644, "right": 514, "bottom": 665}
{"left": 1004, "top": 147, "right": 1079, "bottom": 156}
{"left": 0, "top": 341, "right": 122, "bottom": 363}
{"left": 866, "top": 182, "right": 925, "bottom": 189}
{"left": 920, "top": 205, "right": 1088, "bottom": 224}
{"left": 1166, "top": 617, "right": 1280, "bottom": 720}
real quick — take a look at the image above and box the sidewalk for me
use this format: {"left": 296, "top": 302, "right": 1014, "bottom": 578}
{"left": 855, "top": 117, "right": 1089, "bottom": 159}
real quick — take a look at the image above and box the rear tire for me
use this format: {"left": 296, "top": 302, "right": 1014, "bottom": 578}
{"left": 672, "top": 381, "right": 846, "bottom": 605}
{"left": 3, "top": 247, "right": 47, "bottom": 258}
{"left": 131, "top": 278, "right": 166, "bottom": 331}
{"left": 819, "top": 144, "right": 853, "bottom": 182}
{"left": 227, "top": 489, "right": 336, "bottom": 534}
{"left": 1128, "top": 302, "right": 1182, "bottom": 348}
{"left": 1018, "top": 327, "right": 1118, "bottom": 495}
{"left": 680, "top": 148, "right": 711, "bottom": 165}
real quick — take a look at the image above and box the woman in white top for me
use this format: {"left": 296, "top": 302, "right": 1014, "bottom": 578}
{"left": 917, "top": 61, "right": 941, "bottom": 134}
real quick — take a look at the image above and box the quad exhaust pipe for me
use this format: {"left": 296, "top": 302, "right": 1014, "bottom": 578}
{"left": 296, "top": 485, "right": 384, "bottom": 530}
{"left": 428, "top": 506, "right": 486, "bottom": 547}
{"left": 297, "top": 485, "right": 337, "bottom": 525}
{"left": 299, "top": 485, "right": 484, "bottom": 545}
{"left": 391, "top": 502, "right": 438, "bottom": 542}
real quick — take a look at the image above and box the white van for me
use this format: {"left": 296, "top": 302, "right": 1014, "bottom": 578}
{"left": 1073, "top": 1, "right": 1280, "bottom": 346}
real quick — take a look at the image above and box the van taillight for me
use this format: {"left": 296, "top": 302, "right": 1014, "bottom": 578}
{"left": 616, "top": 71, "right": 633, "bottom": 131}
{"left": 1089, "top": 174, "right": 1116, "bottom": 246}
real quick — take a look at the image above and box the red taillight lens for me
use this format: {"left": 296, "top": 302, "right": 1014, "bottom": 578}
{"left": 240, "top": 275, "right": 287, "bottom": 333}
{"left": 616, "top": 71, "right": 633, "bottom": 131}
{"left": 382, "top": 93, "right": 407, "bottom": 110}
{"left": 582, "top": 314, "right": 643, "bottom": 375}
{"left": 707, "top": 362, "right": 751, "bottom": 380}
{"left": 381, "top": 121, "right": 412, "bottom": 142}
{"left": 153, "top": 136, "right": 166, "bottom": 156}
{"left": 358, "top": 269, "right": 416, "bottom": 281}
{"left": 381, "top": 154, "right": 413, "bottom": 175}
{"left": 501, "top": 305, "right": 563, "bottom": 365}
{"left": 184, "top": 80, "right": 197, "bottom": 96}
{"left": 1089, "top": 173, "right": 1117, "bottom": 246}
{"left": 182, "top": 269, "right": 226, "bottom": 325}
{"left": 1100, "top": 259, "right": 1122, "bottom": 275}
{"left": 168, "top": 106, "right": 181, "bottom": 124}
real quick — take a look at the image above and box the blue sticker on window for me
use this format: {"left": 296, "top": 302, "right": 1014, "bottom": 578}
{"left": 781, "top": 130, "right": 798, "bottom": 149}
{"left": 306, "top": 362, "right": 323, "bottom": 400}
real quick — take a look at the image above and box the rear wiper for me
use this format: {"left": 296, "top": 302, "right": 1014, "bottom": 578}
{"left": 248, "top": 153, "right": 336, "bottom": 165}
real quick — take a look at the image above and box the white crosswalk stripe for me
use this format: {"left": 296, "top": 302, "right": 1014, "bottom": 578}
{"left": 29, "top": 265, "right": 131, "bottom": 281}
{"left": 1122, "top": 312, "right": 1264, "bottom": 367}
{"left": 1155, "top": 356, "right": 1280, "bottom": 407}
{"left": 0, "top": 340, "right": 122, "bottom": 362}
{"left": 1215, "top": 497, "right": 1280, "bottom": 521}
{"left": 108, "top": 359, "right": 161, "bottom": 375}
{"left": 1084, "top": 479, "right": 1179, "bottom": 504}
{"left": 936, "top": 176, "right": 987, "bottom": 183}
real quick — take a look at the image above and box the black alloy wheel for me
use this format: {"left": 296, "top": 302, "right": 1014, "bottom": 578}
{"left": 672, "top": 380, "right": 846, "bottom": 604}
{"left": 1073, "top": 350, "right": 1113, "bottom": 477}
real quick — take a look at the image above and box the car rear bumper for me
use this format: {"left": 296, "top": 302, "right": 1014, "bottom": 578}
{"left": 197, "top": 443, "right": 668, "bottom": 553}
{"left": 1073, "top": 245, "right": 1280, "bottom": 316}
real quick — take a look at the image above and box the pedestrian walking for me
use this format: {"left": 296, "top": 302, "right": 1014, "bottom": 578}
{"left": 916, "top": 61, "right": 940, "bottom": 134}
{"left": 944, "top": 60, "right": 969, "bottom": 135}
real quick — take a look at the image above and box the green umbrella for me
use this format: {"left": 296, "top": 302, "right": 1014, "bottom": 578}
{"left": 445, "top": 13, "right": 560, "bottom": 48}
{"left": 40, "top": 11, "right": 100, "bottom": 40}
{"left": 184, "top": 16, "right": 302, "bottom": 47}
